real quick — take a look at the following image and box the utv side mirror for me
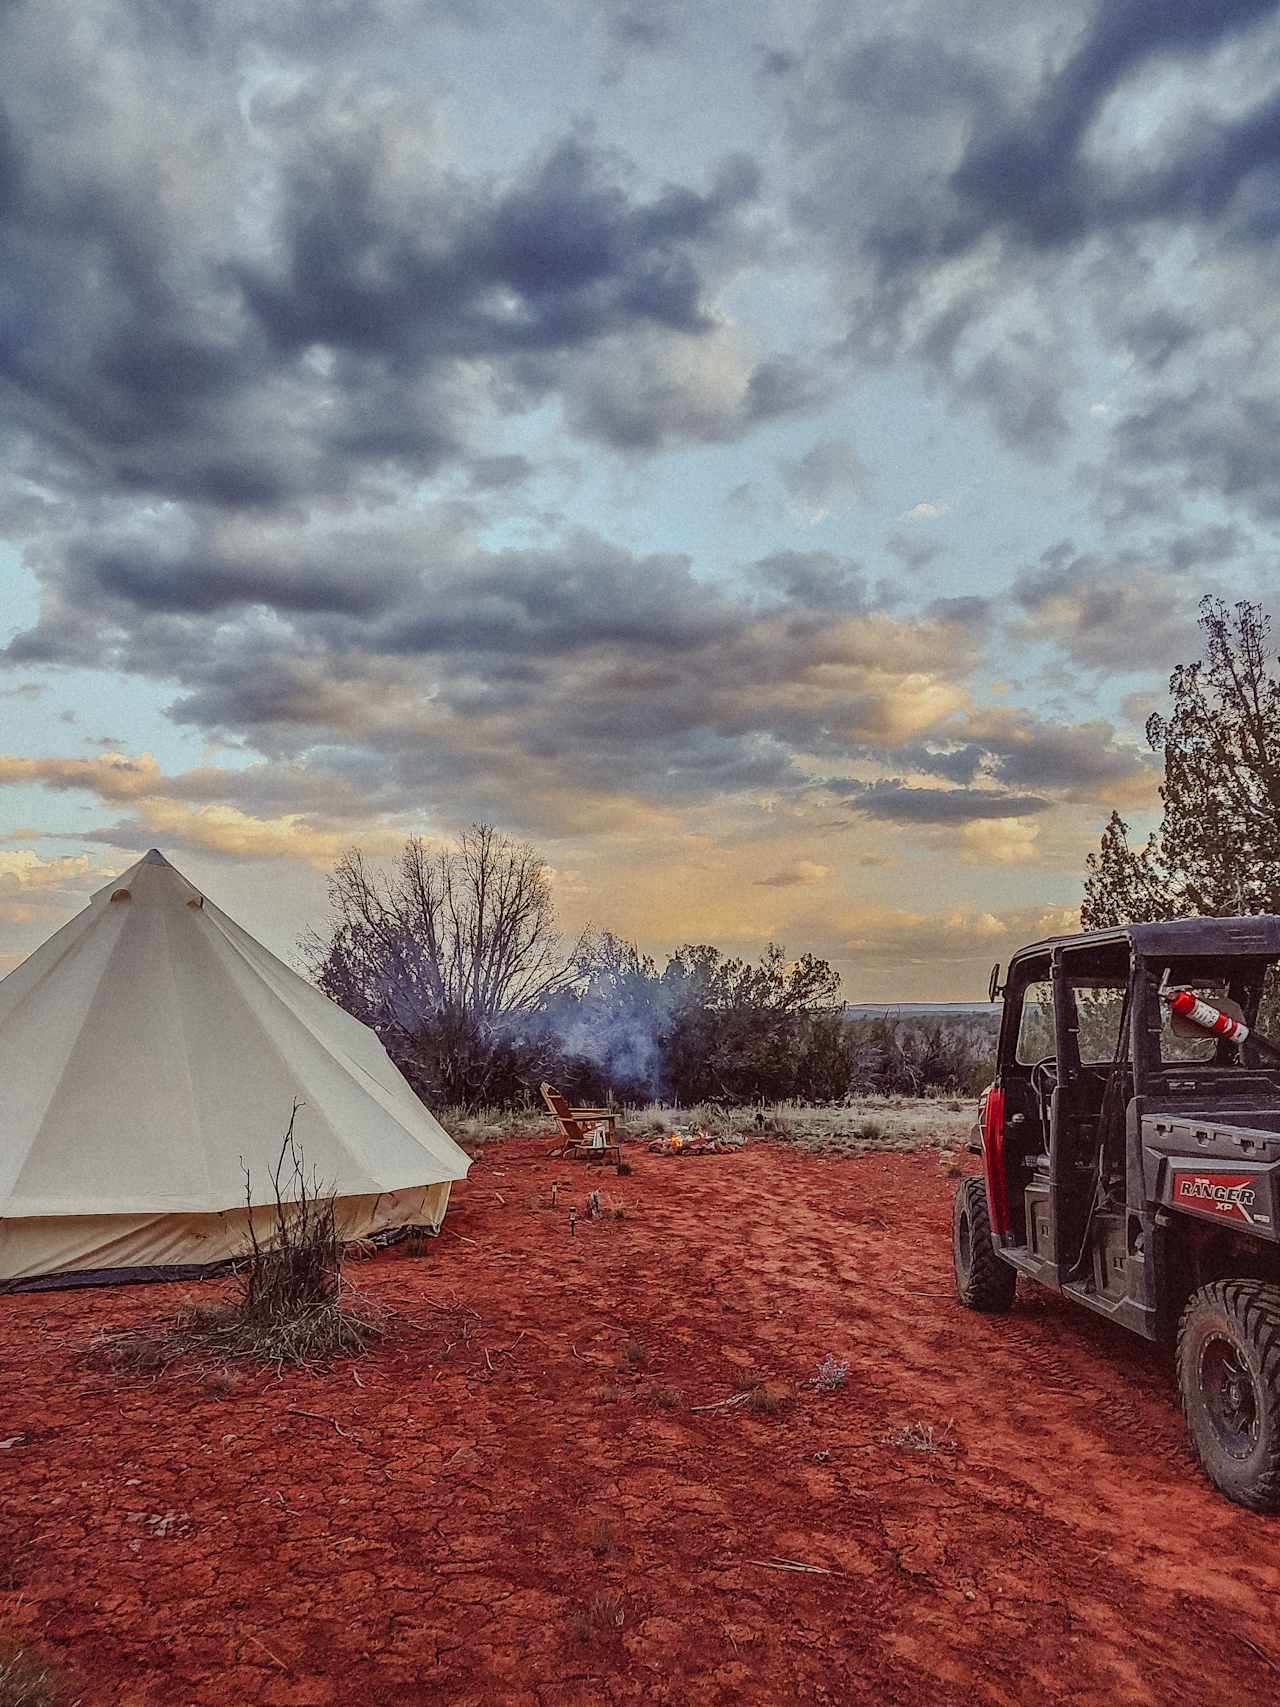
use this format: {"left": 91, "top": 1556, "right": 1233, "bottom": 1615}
{"left": 988, "top": 961, "right": 1003, "bottom": 1003}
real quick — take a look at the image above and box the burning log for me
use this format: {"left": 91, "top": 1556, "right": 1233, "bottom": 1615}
{"left": 647, "top": 1128, "right": 725, "bottom": 1157}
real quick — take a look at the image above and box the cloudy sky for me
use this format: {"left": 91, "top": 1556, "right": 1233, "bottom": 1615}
{"left": 1, "top": 0, "right": 1277, "bottom": 998}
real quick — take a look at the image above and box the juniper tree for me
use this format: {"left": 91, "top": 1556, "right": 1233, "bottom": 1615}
{"left": 1083, "top": 597, "right": 1280, "bottom": 926}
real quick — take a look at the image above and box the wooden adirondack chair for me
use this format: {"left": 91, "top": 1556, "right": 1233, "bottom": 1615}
{"left": 540, "top": 1083, "right": 621, "bottom": 1164}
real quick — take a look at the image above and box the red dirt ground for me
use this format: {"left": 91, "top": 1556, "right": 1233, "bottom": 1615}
{"left": 3, "top": 1138, "right": 1280, "bottom": 1706}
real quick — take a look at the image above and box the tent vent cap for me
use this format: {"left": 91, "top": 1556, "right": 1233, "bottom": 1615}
{"left": 186, "top": 897, "right": 204, "bottom": 910}
{"left": 109, "top": 888, "right": 131, "bottom": 904}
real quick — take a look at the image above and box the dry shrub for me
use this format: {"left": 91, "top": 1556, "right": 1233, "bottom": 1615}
{"left": 649, "top": 1385, "right": 685, "bottom": 1410}
{"left": 744, "top": 1384, "right": 786, "bottom": 1416}
{"left": 588, "top": 1518, "right": 618, "bottom": 1558}
{"left": 0, "top": 1641, "right": 69, "bottom": 1707}
{"left": 622, "top": 1340, "right": 650, "bottom": 1370}
{"left": 883, "top": 1419, "right": 957, "bottom": 1454}
{"left": 566, "top": 1591, "right": 628, "bottom": 1644}
{"left": 94, "top": 1107, "right": 382, "bottom": 1377}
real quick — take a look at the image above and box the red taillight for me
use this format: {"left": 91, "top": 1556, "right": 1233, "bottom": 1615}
{"left": 980, "top": 1084, "right": 1010, "bottom": 1238}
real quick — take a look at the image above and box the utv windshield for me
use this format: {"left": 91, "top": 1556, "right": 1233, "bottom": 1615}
{"left": 1015, "top": 977, "right": 1127, "bottom": 1066}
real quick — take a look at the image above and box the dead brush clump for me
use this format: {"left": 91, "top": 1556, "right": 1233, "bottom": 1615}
{"left": 0, "top": 1640, "right": 72, "bottom": 1707}
{"left": 93, "top": 1107, "right": 383, "bottom": 1378}
{"left": 588, "top": 1518, "right": 619, "bottom": 1559}
{"left": 882, "top": 1419, "right": 958, "bottom": 1455}
{"left": 566, "top": 1591, "right": 629, "bottom": 1645}
{"left": 649, "top": 1384, "right": 685, "bottom": 1410}
{"left": 622, "top": 1339, "right": 651, "bottom": 1371}
{"left": 744, "top": 1384, "right": 787, "bottom": 1417}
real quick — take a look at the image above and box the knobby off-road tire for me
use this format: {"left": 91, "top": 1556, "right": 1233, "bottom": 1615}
{"left": 953, "top": 1176, "right": 1016, "bottom": 1313}
{"left": 1178, "top": 1279, "right": 1280, "bottom": 1512}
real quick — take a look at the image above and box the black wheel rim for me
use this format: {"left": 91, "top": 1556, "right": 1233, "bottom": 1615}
{"left": 1200, "top": 1334, "right": 1260, "bottom": 1459}
{"left": 958, "top": 1205, "right": 973, "bottom": 1274}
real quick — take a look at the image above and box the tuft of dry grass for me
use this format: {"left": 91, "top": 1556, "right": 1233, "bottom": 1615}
{"left": 566, "top": 1591, "right": 628, "bottom": 1644}
{"left": 0, "top": 1641, "right": 70, "bottom": 1707}
{"left": 588, "top": 1518, "right": 618, "bottom": 1558}
{"left": 622, "top": 1339, "right": 650, "bottom": 1371}
{"left": 441, "top": 1095, "right": 972, "bottom": 1156}
{"left": 882, "top": 1419, "right": 958, "bottom": 1454}
{"left": 93, "top": 1109, "right": 383, "bottom": 1378}
{"left": 619, "top": 1097, "right": 971, "bottom": 1155}
{"left": 744, "top": 1384, "right": 786, "bottom": 1417}
{"left": 435, "top": 1103, "right": 542, "bottom": 1143}
{"left": 649, "top": 1385, "right": 685, "bottom": 1410}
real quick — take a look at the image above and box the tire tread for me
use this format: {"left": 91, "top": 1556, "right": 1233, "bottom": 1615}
{"left": 1178, "top": 1278, "right": 1280, "bottom": 1512}
{"left": 953, "top": 1177, "right": 1016, "bottom": 1313}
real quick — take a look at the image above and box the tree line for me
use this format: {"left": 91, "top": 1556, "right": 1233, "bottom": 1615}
{"left": 304, "top": 598, "right": 1280, "bottom": 1111}
{"left": 303, "top": 827, "right": 993, "bottom": 1110}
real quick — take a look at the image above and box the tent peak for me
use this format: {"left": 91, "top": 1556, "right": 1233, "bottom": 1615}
{"left": 141, "top": 848, "right": 171, "bottom": 866}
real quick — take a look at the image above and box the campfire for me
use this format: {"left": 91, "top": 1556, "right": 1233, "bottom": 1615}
{"left": 648, "top": 1126, "right": 726, "bottom": 1157}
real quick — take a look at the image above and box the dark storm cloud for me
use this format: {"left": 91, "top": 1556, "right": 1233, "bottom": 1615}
{"left": 77, "top": 544, "right": 403, "bottom": 618}
{"left": 236, "top": 134, "right": 751, "bottom": 360}
{"left": 38, "top": 523, "right": 724, "bottom": 658}
{"left": 885, "top": 743, "right": 986, "bottom": 785}
{"left": 750, "top": 551, "right": 870, "bottom": 613}
{"left": 6, "top": 506, "right": 987, "bottom": 827}
{"left": 783, "top": 0, "right": 1280, "bottom": 513}
{"left": 972, "top": 715, "right": 1156, "bottom": 797}
{"left": 1113, "top": 391, "right": 1280, "bottom": 519}
{"left": 0, "top": 4, "right": 803, "bottom": 520}
{"left": 847, "top": 782, "right": 1052, "bottom": 824}
{"left": 375, "top": 534, "right": 723, "bottom": 658}
{"left": 820, "top": 0, "right": 1280, "bottom": 282}
{"left": 833, "top": 707, "right": 1151, "bottom": 805}
{"left": 946, "top": 0, "right": 1280, "bottom": 253}
{"left": 1009, "top": 537, "right": 1227, "bottom": 670}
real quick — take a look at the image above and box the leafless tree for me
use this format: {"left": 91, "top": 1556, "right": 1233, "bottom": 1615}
{"left": 305, "top": 825, "right": 586, "bottom": 1103}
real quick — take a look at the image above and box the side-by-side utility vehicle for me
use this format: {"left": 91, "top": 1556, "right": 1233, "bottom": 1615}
{"left": 954, "top": 914, "right": 1280, "bottom": 1509}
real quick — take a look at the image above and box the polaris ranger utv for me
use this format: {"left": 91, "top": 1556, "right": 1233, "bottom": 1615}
{"left": 953, "top": 914, "right": 1280, "bottom": 1510}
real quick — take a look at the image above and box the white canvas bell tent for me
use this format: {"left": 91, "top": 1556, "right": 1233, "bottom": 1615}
{"left": 0, "top": 849, "right": 471, "bottom": 1289}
